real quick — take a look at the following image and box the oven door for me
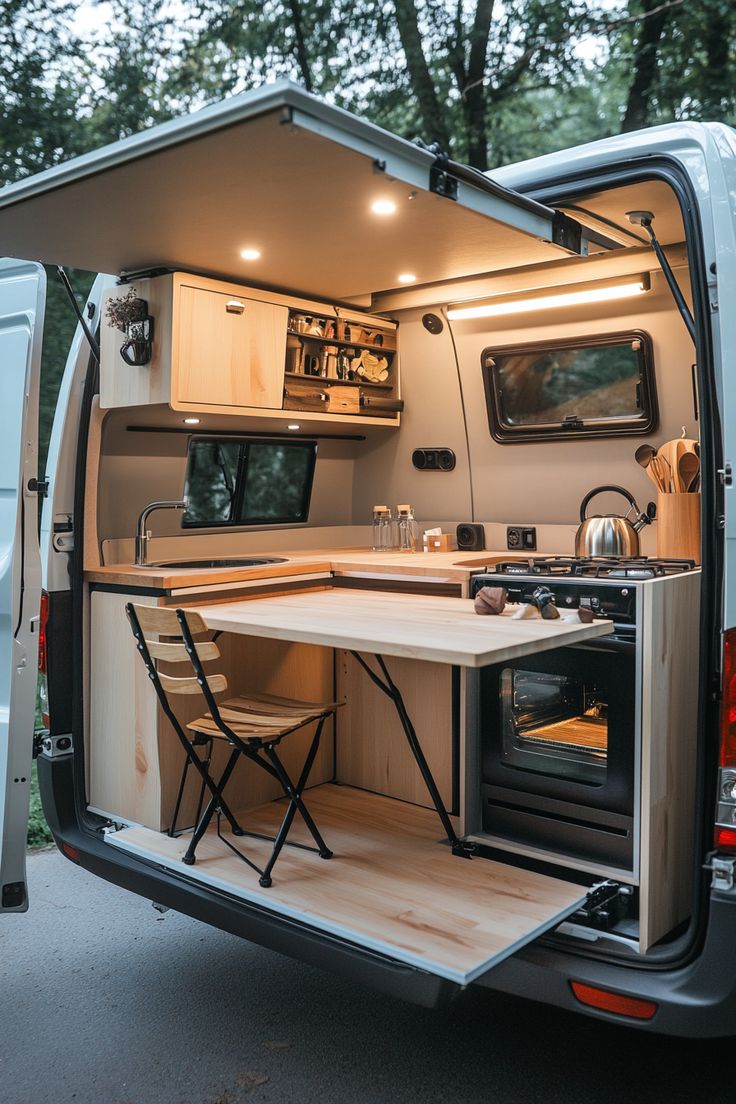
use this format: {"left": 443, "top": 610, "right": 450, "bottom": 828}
{"left": 481, "top": 635, "right": 635, "bottom": 812}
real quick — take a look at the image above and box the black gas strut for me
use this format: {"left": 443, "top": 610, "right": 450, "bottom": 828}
{"left": 56, "top": 266, "right": 100, "bottom": 364}
{"left": 627, "top": 210, "right": 696, "bottom": 343}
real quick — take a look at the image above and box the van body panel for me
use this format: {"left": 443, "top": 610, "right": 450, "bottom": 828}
{"left": 0, "top": 259, "right": 45, "bottom": 912}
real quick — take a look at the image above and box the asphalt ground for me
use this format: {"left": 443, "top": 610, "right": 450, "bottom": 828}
{"left": 0, "top": 848, "right": 730, "bottom": 1104}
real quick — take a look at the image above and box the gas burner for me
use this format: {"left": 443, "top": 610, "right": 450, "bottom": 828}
{"left": 494, "top": 556, "right": 695, "bottom": 579}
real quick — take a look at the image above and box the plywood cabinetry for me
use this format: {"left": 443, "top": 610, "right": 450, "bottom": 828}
{"left": 336, "top": 651, "right": 454, "bottom": 810}
{"left": 100, "top": 273, "right": 287, "bottom": 415}
{"left": 88, "top": 589, "right": 334, "bottom": 830}
{"left": 175, "top": 283, "right": 286, "bottom": 409}
{"left": 99, "top": 271, "right": 400, "bottom": 425}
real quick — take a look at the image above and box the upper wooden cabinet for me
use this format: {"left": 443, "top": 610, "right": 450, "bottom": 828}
{"left": 100, "top": 271, "right": 400, "bottom": 425}
{"left": 175, "top": 284, "right": 286, "bottom": 409}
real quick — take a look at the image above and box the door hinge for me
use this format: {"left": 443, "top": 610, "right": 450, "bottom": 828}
{"left": 707, "top": 855, "right": 735, "bottom": 891}
{"left": 575, "top": 880, "right": 635, "bottom": 930}
{"left": 27, "top": 477, "right": 49, "bottom": 497}
{"left": 429, "top": 162, "right": 458, "bottom": 201}
{"left": 718, "top": 463, "right": 732, "bottom": 487}
{"left": 552, "top": 211, "right": 587, "bottom": 256}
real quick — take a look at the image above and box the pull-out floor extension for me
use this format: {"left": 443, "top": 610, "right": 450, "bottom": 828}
{"left": 105, "top": 784, "right": 588, "bottom": 984}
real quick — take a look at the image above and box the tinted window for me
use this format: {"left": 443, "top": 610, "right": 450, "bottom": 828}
{"left": 482, "top": 332, "right": 657, "bottom": 442}
{"left": 183, "top": 438, "right": 317, "bottom": 528}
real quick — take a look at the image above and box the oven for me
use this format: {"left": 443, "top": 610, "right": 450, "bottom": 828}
{"left": 479, "top": 633, "right": 636, "bottom": 867}
{"left": 471, "top": 566, "right": 643, "bottom": 870}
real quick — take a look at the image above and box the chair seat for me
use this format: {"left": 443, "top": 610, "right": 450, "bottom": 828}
{"left": 186, "top": 692, "right": 340, "bottom": 742}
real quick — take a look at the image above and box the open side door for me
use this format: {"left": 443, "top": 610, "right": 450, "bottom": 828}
{"left": 0, "top": 259, "right": 44, "bottom": 914}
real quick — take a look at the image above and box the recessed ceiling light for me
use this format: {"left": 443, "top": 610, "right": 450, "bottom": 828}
{"left": 371, "top": 199, "right": 397, "bottom": 216}
{"left": 287, "top": 423, "right": 301, "bottom": 431}
{"left": 398, "top": 273, "right": 416, "bottom": 284}
{"left": 183, "top": 417, "right": 200, "bottom": 425}
{"left": 240, "top": 247, "right": 261, "bottom": 261}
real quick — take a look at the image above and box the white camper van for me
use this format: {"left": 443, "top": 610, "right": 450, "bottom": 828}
{"left": 2, "top": 83, "right": 735, "bottom": 1035}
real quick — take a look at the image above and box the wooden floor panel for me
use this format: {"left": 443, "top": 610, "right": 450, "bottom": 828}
{"left": 106, "top": 784, "right": 587, "bottom": 983}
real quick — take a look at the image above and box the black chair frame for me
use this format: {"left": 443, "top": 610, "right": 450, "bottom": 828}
{"left": 125, "top": 603, "right": 333, "bottom": 887}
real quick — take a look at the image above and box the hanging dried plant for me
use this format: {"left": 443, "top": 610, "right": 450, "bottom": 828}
{"left": 105, "top": 287, "right": 148, "bottom": 333}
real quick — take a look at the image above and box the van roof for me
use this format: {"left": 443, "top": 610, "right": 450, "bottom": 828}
{"left": 0, "top": 81, "right": 609, "bottom": 302}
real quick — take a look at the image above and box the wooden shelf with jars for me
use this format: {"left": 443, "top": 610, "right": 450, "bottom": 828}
{"left": 283, "top": 308, "right": 401, "bottom": 422}
{"left": 99, "top": 272, "right": 401, "bottom": 427}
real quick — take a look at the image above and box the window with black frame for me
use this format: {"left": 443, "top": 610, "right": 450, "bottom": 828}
{"left": 482, "top": 331, "right": 658, "bottom": 443}
{"left": 182, "top": 437, "right": 317, "bottom": 528}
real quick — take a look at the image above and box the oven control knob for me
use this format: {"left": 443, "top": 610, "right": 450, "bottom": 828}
{"left": 565, "top": 596, "right": 573, "bottom": 605}
{"left": 621, "top": 588, "right": 629, "bottom": 597}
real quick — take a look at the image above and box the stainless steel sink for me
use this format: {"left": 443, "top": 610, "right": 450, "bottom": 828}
{"left": 146, "top": 556, "right": 288, "bottom": 569}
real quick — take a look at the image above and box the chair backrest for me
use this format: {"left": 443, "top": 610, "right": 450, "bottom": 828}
{"left": 126, "top": 603, "right": 228, "bottom": 697}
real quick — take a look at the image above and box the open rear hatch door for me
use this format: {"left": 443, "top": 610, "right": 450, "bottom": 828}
{"left": 0, "top": 260, "right": 44, "bottom": 913}
{"left": 0, "top": 81, "right": 612, "bottom": 303}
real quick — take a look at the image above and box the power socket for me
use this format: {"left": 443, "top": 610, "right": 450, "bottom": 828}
{"left": 507, "top": 526, "right": 537, "bottom": 551}
{"left": 506, "top": 526, "right": 523, "bottom": 550}
{"left": 522, "top": 526, "right": 537, "bottom": 550}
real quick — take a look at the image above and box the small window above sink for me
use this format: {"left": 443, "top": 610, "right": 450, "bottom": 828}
{"left": 182, "top": 437, "right": 318, "bottom": 528}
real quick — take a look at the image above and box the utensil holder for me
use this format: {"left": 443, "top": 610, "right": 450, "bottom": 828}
{"left": 656, "top": 493, "right": 700, "bottom": 563}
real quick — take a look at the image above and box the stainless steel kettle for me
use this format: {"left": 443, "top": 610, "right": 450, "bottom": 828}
{"left": 575, "top": 485, "right": 655, "bottom": 558}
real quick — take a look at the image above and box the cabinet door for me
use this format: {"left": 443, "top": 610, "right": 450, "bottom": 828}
{"left": 176, "top": 284, "right": 287, "bottom": 409}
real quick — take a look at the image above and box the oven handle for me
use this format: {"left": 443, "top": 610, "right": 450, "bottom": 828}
{"left": 569, "top": 636, "right": 635, "bottom": 656}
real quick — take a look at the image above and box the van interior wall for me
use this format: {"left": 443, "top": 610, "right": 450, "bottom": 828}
{"left": 357, "top": 269, "right": 696, "bottom": 552}
{"left": 95, "top": 413, "right": 359, "bottom": 552}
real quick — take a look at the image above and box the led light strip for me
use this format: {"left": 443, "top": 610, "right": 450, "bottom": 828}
{"left": 447, "top": 275, "right": 650, "bottom": 320}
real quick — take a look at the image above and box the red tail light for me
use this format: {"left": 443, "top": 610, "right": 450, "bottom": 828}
{"left": 570, "top": 981, "right": 657, "bottom": 1021}
{"left": 38, "top": 590, "right": 49, "bottom": 675}
{"left": 716, "top": 629, "right": 736, "bottom": 850}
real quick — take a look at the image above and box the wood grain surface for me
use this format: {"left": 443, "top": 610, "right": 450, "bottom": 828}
{"left": 107, "top": 783, "right": 587, "bottom": 983}
{"left": 185, "top": 589, "right": 614, "bottom": 668}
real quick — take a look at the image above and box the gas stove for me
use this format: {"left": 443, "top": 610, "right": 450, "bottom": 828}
{"left": 471, "top": 556, "right": 696, "bottom": 630}
{"left": 489, "top": 556, "right": 695, "bottom": 580}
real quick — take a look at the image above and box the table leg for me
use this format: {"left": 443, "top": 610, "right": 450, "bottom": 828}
{"left": 349, "top": 651, "right": 475, "bottom": 858}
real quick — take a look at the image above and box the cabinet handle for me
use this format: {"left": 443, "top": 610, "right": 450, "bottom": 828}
{"left": 225, "top": 300, "right": 246, "bottom": 314}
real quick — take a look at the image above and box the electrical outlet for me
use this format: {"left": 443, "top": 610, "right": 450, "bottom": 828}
{"left": 522, "top": 527, "right": 537, "bottom": 550}
{"left": 507, "top": 526, "right": 523, "bottom": 550}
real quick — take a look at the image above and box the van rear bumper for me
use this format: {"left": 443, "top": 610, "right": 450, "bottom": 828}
{"left": 472, "top": 894, "right": 736, "bottom": 1038}
{"left": 39, "top": 754, "right": 736, "bottom": 1033}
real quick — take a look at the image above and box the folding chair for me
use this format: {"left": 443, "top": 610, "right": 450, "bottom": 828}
{"left": 126, "top": 602, "right": 340, "bottom": 887}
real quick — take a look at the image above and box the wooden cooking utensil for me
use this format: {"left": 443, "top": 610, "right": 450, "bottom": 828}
{"left": 678, "top": 451, "right": 700, "bottom": 492}
{"left": 650, "top": 454, "right": 672, "bottom": 493}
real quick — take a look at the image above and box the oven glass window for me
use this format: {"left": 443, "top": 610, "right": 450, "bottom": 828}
{"left": 482, "top": 331, "right": 657, "bottom": 442}
{"left": 499, "top": 668, "right": 607, "bottom": 785}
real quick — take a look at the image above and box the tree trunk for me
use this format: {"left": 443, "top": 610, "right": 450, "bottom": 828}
{"left": 392, "top": 0, "right": 452, "bottom": 150}
{"left": 287, "top": 0, "right": 313, "bottom": 93}
{"left": 621, "top": 0, "right": 671, "bottom": 132}
{"left": 700, "top": 2, "right": 731, "bottom": 117}
{"left": 462, "top": 0, "right": 494, "bottom": 169}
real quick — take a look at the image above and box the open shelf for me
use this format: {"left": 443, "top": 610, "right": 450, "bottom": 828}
{"left": 284, "top": 372, "right": 392, "bottom": 390}
{"left": 287, "top": 330, "right": 396, "bottom": 356}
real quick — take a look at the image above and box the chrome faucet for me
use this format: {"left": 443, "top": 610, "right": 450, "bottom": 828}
{"left": 135, "top": 499, "right": 188, "bottom": 566}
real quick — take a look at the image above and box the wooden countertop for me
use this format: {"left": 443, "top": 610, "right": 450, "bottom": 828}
{"left": 185, "top": 589, "right": 614, "bottom": 668}
{"left": 85, "top": 548, "right": 513, "bottom": 590}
